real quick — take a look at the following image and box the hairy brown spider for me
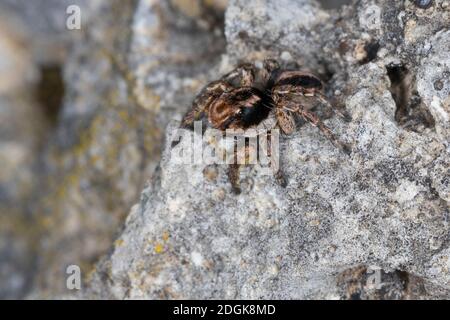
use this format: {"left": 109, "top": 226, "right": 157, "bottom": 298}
{"left": 179, "top": 59, "right": 350, "bottom": 193}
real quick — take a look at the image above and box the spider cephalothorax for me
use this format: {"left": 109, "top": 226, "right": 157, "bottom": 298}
{"left": 207, "top": 87, "right": 273, "bottom": 130}
{"left": 179, "top": 59, "right": 350, "bottom": 193}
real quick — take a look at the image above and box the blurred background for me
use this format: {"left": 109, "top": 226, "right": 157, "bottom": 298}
{"left": 0, "top": 0, "right": 350, "bottom": 299}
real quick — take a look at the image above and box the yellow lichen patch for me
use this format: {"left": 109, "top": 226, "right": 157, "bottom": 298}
{"left": 154, "top": 243, "right": 164, "bottom": 254}
{"left": 204, "top": 0, "right": 228, "bottom": 11}
{"left": 90, "top": 155, "right": 101, "bottom": 165}
{"left": 114, "top": 238, "right": 125, "bottom": 247}
{"left": 353, "top": 40, "right": 367, "bottom": 62}
{"left": 40, "top": 216, "right": 54, "bottom": 229}
{"left": 171, "top": 0, "right": 202, "bottom": 18}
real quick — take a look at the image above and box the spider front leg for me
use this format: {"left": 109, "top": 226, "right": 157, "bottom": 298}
{"left": 181, "top": 64, "right": 256, "bottom": 130}
{"left": 264, "top": 130, "right": 287, "bottom": 188}
{"left": 227, "top": 132, "right": 287, "bottom": 194}
{"left": 314, "top": 91, "right": 351, "bottom": 122}
{"left": 289, "top": 104, "right": 351, "bottom": 155}
{"left": 180, "top": 80, "right": 233, "bottom": 129}
{"left": 226, "top": 143, "right": 248, "bottom": 195}
{"left": 226, "top": 134, "right": 259, "bottom": 194}
{"left": 221, "top": 63, "right": 256, "bottom": 87}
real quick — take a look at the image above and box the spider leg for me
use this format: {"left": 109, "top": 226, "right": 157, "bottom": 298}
{"left": 227, "top": 135, "right": 259, "bottom": 194}
{"left": 274, "top": 169, "right": 287, "bottom": 188}
{"left": 180, "top": 93, "right": 215, "bottom": 130}
{"left": 227, "top": 135, "right": 245, "bottom": 194}
{"left": 180, "top": 107, "right": 202, "bottom": 129}
{"left": 275, "top": 105, "right": 296, "bottom": 135}
{"left": 181, "top": 80, "right": 234, "bottom": 130}
{"left": 277, "top": 88, "right": 351, "bottom": 122}
{"left": 314, "top": 92, "right": 351, "bottom": 122}
{"left": 290, "top": 104, "right": 351, "bottom": 155}
{"left": 221, "top": 63, "right": 256, "bottom": 87}
{"left": 174, "top": 90, "right": 217, "bottom": 148}
{"left": 181, "top": 64, "right": 257, "bottom": 130}
{"left": 175, "top": 104, "right": 209, "bottom": 148}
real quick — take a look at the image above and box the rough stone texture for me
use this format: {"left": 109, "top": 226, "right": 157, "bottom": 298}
{"left": 85, "top": 0, "right": 450, "bottom": 299}
{"left": 0, "top": 0, "right": 134, "bottom": 298}
{"left": 0, "top": 0, "right": 225, "bottom": 299}
{"left": 31, "top": 0, "right": 226, "bottom": 299}
{"left": 0, "top": 0, "right": 102, "bottom": 64}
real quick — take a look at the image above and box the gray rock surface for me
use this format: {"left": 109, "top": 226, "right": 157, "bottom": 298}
{"left": 28, "top": 0, "right": 226, "bottom": 299}
{"left": 85, "top": 0, "right": 450, "bottom": 299}
{"left": 0, "top": 0, "right": 225, "bottom": 299}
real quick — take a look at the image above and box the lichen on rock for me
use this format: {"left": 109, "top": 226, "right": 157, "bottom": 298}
{"left": 84, "top": 0, "right": 450, "bottom": 299}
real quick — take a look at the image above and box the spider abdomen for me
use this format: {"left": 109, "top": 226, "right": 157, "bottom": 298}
{"left": 208, "top": 87, "right": 273, "bottom": 130}
{"left": 179, "top": 59, "right": 349, "bottom": 194}
{"left": 238, "top": 89, "right": 273, "bottom": 128}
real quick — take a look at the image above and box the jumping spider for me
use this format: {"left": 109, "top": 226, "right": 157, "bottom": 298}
{"left": 179, "top": 59, "right": 350, "bottom": 193}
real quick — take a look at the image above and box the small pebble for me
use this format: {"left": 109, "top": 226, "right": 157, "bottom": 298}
{"left": 414, "top": 0, "right": 433, "bottom": 9}
{"left": 212, "top": 188, "right": 226, "bottom": 201}
{"left": 240, "top": 177, "right": 254, "bottom": 193}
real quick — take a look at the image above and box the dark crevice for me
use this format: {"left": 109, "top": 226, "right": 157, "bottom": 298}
{"left": 337, "top": 266, "right": 426, "bottom": 299}
{"left": 36, "top": 65, "right": 65, "bottom": 128}
{"left": 360, "top": 41, "right": 380, "bottom": 64}
{"left": 414, "top": 0, "right": 433, "bottom": 9}
{"left": 386, "top": 63, "right": 435, "bottom": 131}
{"left": 165, "top": 0, "right": 225, "bottom": 33}
{"left": 319, "top": 59, "right": 336, "bottom": 83}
